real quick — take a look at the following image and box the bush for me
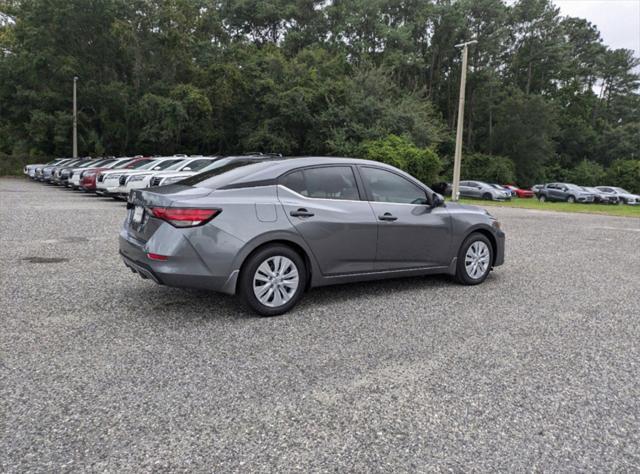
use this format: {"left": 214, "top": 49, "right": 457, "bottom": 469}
{"left": 606, "top": 159, "right": 640, "bottom": 194}
{"left": 567, "top": 160, "right": 606, "bottom": 186}
{"left": 0, "top": 155, "right": 50, "bottom": 176}
{"left": 359, "top": 134, "right": 442, "bottom": 185}
{"left": 460, "top": 153, "right": 516, "bottom": 184}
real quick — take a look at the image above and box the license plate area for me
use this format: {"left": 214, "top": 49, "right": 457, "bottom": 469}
{"left": 132, "top": 206, "right": 144, "bottom": 224}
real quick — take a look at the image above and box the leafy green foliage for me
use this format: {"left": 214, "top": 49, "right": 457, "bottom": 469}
{"left": 606, "top": 160, "right": 640, "bottom": 194}
{"left": 567, "top": 160, "right": 606, "bottom": 187}
{"left": 0, "top": 0, "right": 638, "bottom": 189}
{"left": 359, "top": 135, "right": 442, "bottom": 186}
{"left": 461, "top": 153, "right": 516, "bottom": 184}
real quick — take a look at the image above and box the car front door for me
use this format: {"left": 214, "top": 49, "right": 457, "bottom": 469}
{"left": 358, "top": 166, "right": 452, "bottom": 271}
{"left": 459, "top": 181, "right": 475, "bottom": 198}
{"left": 278, "top": 165, "right": 378, "bottom": 275}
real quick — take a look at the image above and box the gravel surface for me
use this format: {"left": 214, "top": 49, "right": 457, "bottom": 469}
{"left": 1, "top": 177, "right": 639, "bottom": 472}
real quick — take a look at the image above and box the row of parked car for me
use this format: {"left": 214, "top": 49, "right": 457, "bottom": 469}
{"left": 23, "top": 154, "right": 266, "bottom": 197}
{"left": 24, "top": 156, "right": 640, "bottom": 206}
{"left": 434, "top": 180, "right": 639, "bottom": 205}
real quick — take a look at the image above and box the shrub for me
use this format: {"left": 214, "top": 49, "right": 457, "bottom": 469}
{"left": 606, "top": 159, "right": 640, "bottom": 194}
{"left": 567, "top": 160, "right": 606, "bottom": 186}
{"left": 359, "top": 134, "right": 442, "bottom": 185}
{"left": 460, "top": 153, "right": 516, "bottom": 184}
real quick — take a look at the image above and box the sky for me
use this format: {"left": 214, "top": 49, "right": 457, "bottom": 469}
{"left": 553, "top": 0, "right": 640, "bottom": 57}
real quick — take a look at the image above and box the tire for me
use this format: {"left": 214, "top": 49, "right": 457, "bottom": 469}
{"left": 567, "top": 195, "right": 576, "bottom": 203}
{"left": 455, "top": 232, "right": 493, "bottom": 285}
{"left": 482, "top": 192, "right": 492, "bottom": 201}
{"left": 539, "top": 194, "right": 546, "bottom": 203}
{"left": 238, "top": 244, "right": 307, "bottom": 316}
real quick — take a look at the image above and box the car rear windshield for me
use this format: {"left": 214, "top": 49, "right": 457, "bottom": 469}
{"left": 179, "top": 159, "right": 277, "bottom": 189}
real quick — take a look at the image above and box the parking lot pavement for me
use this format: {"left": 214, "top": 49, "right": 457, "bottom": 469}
{"left": 1, "top": 177, "right": 639, "bottom": 472}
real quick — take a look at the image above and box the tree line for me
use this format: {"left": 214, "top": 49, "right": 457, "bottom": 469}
{"left": 0, "top": 0, "right": 638, "bottom": 190}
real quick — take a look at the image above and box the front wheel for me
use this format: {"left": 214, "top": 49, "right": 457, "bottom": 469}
{"left": 482, "top": 192, "right": 492, "bottom": 201}
{"left": 567, "top": 195, "right": 576, "bottom": 203}
{"left": 238, "top": 244, "right": 307, "bottom": 316}
{"left": 455, "top": 233, "right": 493, "bottom": 285}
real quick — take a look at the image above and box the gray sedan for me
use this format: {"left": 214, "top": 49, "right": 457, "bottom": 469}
{"left": 459, "top": 181, "right": 511, "bottom": 201}
{"left": 120, "top": 157, "right": 505, "bottom": 316}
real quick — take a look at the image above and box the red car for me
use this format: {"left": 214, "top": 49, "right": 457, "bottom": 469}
{"left": 80, "top": 157, "right": 153, "bottom": 191}
{"left": 505, "top": 185, "right": 535, "bottom": 198}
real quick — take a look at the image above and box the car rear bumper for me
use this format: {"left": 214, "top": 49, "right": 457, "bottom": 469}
{"left": 118, "top": 223, "right": 239, "bottom": 295}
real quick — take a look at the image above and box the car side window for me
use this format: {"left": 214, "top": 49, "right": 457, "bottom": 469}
{"left": 281, "top": 167, "right": 360, "bottom": 201}
{"left": 360, "top": 167, "right": 428, "bottom": 205}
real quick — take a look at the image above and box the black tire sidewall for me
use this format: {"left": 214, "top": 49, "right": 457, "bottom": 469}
{"left": 455, "top": 233, "right": 493, "bottom": 285}
{"left": 483, "top": 193, "right": 492, "bottom": 200}
{"left": 239, "top": 245, "right": 307, "bottom": 317}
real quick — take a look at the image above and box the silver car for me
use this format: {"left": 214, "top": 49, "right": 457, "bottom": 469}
{"left": 459, "top": 181, "right": 511, "bottom": 201}
{"left": 120, "top": 157, "right": 505, "bottom": 316}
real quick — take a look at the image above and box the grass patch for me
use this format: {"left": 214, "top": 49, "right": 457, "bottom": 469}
{"left": 451, "top": 197, "right": 640, "bottom": 218}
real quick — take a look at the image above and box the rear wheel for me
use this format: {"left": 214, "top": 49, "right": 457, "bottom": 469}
{"left": 455, "top": 233, "right": 493, "bottom": 285}
{"left": 239, "top": 244, "right": 307, "bottom": 316}
{"left": 539, "top": 194, "right": 546, "bottom": 203}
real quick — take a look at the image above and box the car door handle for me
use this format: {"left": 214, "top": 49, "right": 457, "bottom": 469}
{"left": 290, "top": 208, "right": 314, "bottom": 218}
{"left": 379, "top": 212, "right": 398, "bottom": 222}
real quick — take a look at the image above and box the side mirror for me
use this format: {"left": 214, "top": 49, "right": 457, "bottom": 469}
{"left": 431, "top": 193, "right": 445, "bottom": 208}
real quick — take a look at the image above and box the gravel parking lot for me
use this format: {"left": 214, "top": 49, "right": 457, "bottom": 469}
{"left": 1, "top": 177, "right": 639, "bottom": 472}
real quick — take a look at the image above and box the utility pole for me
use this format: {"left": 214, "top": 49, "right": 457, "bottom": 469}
{"left": 73, "top": 76, "right": 78, "bottom": 158}
{"left": 451, "top": 40, "right": 477, "bottom": 201}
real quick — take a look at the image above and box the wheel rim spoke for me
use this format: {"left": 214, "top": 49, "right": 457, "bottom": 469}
{"left": 253, "top": 255, "right": 300, "bottom": 308}
{"left": 465, "top": 241, "right": 490, "bottom": 280}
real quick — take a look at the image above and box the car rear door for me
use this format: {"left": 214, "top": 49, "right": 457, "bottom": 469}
{"left": 358, "top": 166, "right": 452, "bottom": 271}
{"left": 278, "top": 165, "right": 378, "bottom": 275}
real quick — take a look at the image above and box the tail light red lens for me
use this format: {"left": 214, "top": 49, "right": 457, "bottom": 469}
{"left": 147, "top": 253, "right": 168, "bottom": 261}
{"left": 150, "top": 207, "right": 220, "bottom": 227}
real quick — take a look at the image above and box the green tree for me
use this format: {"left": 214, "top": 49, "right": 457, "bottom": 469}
{"left": 359, "top": 134, "right": 442, "bottom": 185}
{"left": 461, "top": 153, "right": 516, "bottom": 184}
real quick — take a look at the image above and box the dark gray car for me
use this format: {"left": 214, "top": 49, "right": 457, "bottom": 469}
{"left": 537, "top": 183, "right": 595, "bottom": 203}
{"left": 120, "top": 157, "right": 505, "bottom": 316}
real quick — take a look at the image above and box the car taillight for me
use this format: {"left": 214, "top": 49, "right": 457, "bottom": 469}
{"left": 150, "top": 207, "right": 220, "bottom": 227}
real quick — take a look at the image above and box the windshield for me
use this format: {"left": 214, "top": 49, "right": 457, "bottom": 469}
{"left": 147, "top": 159, "right": 186, "bottom": 171}
{"left": 180, "top": 159, "right": 275, "bottom": 188}
{"left": 566, "top": 184, "right": 582, "bottom": 191}
{"left": 613, "top": 187, "right": 629, "bottom": 194}
{"left": 165, "top": 159, "right": 196, "bottom": 171}
{"left": 110, "top": 159, "right": 134, "bottom": 169}
{"left": 180, "top": 158, "right": 217, "bottom": 172}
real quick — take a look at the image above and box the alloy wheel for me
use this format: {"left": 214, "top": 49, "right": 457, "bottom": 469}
{"left": 253, "top": 256, "right": 300, "bottom": 308}
{"left": 464, "top": 241, "right": 490, "bottom": 280}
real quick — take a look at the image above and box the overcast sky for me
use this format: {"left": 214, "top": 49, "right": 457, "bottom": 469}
{"left": 553, "top": 0, "right": 640, "bottom": 57}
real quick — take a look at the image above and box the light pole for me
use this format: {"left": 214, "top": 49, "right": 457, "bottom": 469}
{"left": 451, "top": 40, "right": 477, "bottom": 201}
{"left": 73, "top": 76, "right": 78, "bottom": 158}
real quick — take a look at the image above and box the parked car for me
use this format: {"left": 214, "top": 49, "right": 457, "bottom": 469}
{"left": 95, "top": 158, "right": 162, "bottom": 196}
{"left": 595, "top": 186, "right": 639, "bottom": 205}
{"left": 24, "top": 159, "right": 66, "bottom": 178}
{"left": 77, "top": 157, "right": 139, "bottom": 191}
{"left": 120, "top": 157, "right": 505, "bottom": 316}
{"left": 531, "top": 184, "right": 544, "bottom": 193}
{"left": 39, "top": 158, "right": 76, "bottom": 182}
{"left": 459, "top": 181, "right": 511, "bottom": 201}
{"left": 504, "top": 185, "right": 534, "bottom": 198}
{"left": 49, "top": 158, "right": 90, "bottom": 184}
{"left": 57, "top": 158, "right": 111, "bottom": 187}
{"left": 430, "top": 182, "right": 452, "bottom": 197}
{"left": 105, "top": 157, "right": 188, "bottom": 199}
{"left": 536, "top": 183, "right": 595, "bottom": 203}
{"left": 123, "top": 156, "right": 220, "bottom": 194}
{"left": 580, "top": 186, "right": 618, "bottom": 204}
{"left": 490, "top": 184, "right": 514, "bottom": 198}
